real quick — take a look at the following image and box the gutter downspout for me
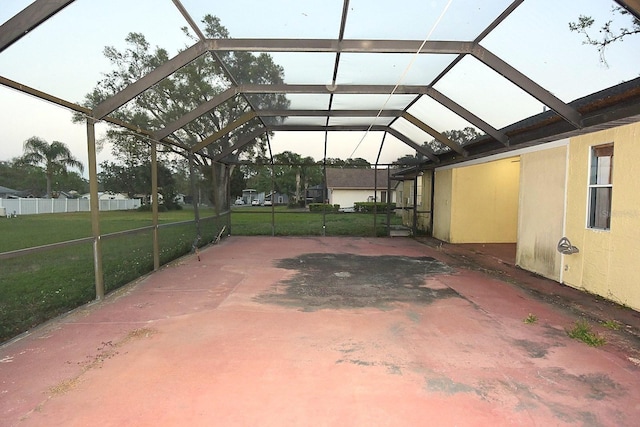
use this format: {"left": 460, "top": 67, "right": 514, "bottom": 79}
{"left": 430, "top": 169, "right": 435, "bottom": 236}
{"left": 412, "top": 174, "right": 418, "bottom": 237}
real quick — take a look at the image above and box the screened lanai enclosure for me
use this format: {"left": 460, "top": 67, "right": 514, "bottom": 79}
{"left": 1, "top": 0, "right": 640, "bottom": 340}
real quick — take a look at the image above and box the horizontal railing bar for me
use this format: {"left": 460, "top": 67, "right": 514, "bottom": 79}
{"left": 0, "top": 236, "right": 94, "bottom": 260}
{"left": 157, "top": 219, "right": 196, "bottom": 229}
{"left": 230, "top": 210, "right": 393, "bottom": 214}
{"left": 100, "top": 225, "right": 155, "bottom": 241}
{"left": 0, "top": 213, "right": 230, "bottom": 260}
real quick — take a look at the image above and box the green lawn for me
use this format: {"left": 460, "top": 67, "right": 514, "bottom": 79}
{"left": 230, "top": 206, "right": 400, "bottom": 237}
{"left": 0, "top": 207, "right": 402, "bottom": 343}
{"left": 0, "top": 208, "right": 224, "bottom": 343}
{"left": 0, "top": 208, "right": 207, "bottom": 253}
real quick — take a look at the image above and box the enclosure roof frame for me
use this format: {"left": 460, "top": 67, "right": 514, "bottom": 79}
{"left": 1, "top": 0, "right": 640, "bottom": 167}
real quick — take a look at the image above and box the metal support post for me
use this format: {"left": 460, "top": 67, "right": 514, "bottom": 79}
{"left": 151, "top": 140, "right": 160, "bottom": 270}
{"left": 386, "top": 168, "right": 391, "bottom": 235}
{"left": 189, "top": 152, "right": 201, "bottom": 244}
{"left": 412, "top": 175, "right": 418, "bottom": 237}
{"left": 86, "top": 117, "right": 104, "bottom": 300}
{"left": 373, "top": 164, "right": 378, "bottom": 237}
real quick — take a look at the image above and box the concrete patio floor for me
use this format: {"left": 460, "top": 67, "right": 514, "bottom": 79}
{"left": 2, "top": 236, "right": 639, "bottom": 426}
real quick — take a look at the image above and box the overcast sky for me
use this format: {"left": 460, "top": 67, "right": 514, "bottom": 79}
{"left": 1, "top": 0, "right": 639, "bottom": 174}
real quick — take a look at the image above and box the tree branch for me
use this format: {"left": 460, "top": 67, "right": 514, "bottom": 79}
{"left": 569, "top": 7, "right": 640, "bottom": 66}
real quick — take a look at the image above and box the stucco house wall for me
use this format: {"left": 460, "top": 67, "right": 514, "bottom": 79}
{"left": 516, "top": 144, "right": 567, "bottom": 281}
{"left": 433, "top": 169, "right": 453, "bottom": 242}
{"left": 562, "top": 121, "right": 640, "bottom": 310}
{"left": 401, "top": 122, "right": 640, "bottom": 311}
{"left": 328, "top": 189, "right": 381, "bottom": 209}
{"left": 433, "top": 157, "right": 520, "bottom": 243}
{"left": 325, "top": 168, "right": 395, "bottom": 209}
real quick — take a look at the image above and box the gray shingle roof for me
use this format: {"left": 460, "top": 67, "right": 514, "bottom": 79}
{"left": 0, "top": 185, "right": 20, "bottom": 194}
{"left": 325, "top": 168, "right": 390, "bottom": 190}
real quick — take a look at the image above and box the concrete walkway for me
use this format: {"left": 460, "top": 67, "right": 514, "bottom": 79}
{"left": 1, "top": 236, "right": 639, "bottom": 426}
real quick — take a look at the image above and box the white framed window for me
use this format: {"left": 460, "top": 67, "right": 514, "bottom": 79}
{"left": 407, "top": 178, "right": 423, "bottom": 207}
{"left": 587, "top": 143, "right": 613, "bottom": 230}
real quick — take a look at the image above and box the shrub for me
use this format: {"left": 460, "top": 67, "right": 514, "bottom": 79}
{"left": 137, "top": 204, "right": 169, "bottom": 212}
{"left": 353, "top": 202, "right": 397, "bottom": 213}
{"left": 308, "top": 203, "right": 340, "bottom": 213}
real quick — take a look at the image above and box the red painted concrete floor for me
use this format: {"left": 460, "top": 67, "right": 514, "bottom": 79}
{"left": 2, "top": 236, "right": 639, "bottom": 426}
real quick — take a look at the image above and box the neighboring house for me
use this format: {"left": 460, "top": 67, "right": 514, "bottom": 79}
{"left": 241, "top": 189, "right": 258, "bottom": 205}
{"left": 132, "top": 193, "right": 153, "bottom": 204}
{"left": 305, "top": 185, "right": 324, "bottom": 205}
{"left": 395, "top": 120, "right": 640, "bottom": 312}
{"left": 0, "top": 185, "right": 22, "bottom": 199}
{"left": 56, "top": 190, "right": 80, "bottom": 199}
{"left": 263, "top": 191, "right": 289, "bottom": 206}
{"left": 81, "top": 192, "right": 130, "bottom": 201}
{"left": 242, "top": 189, "right": 290, "bottom": 206}
{"left": 325, "top": 168, "right": 395, "bottom": 209}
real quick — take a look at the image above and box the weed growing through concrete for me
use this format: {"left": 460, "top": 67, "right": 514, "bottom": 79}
{"left": 601, "top": 319, "right": 621, "bottom": 330}
{"left": 523, "top": 313, "right": 538, "bottom": 324}
{"left": 567, "top": 319, "right": 606, "bottom": 347}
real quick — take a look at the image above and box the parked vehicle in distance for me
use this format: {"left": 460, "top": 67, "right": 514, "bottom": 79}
{"left": 251, "top": 199, "right": 260, "bottom": 206}
{"left": 263, "top": 200, "right": 272, "bottom": 206}
{"left": 234, "top": 198, "right": 245, "bottom": 205}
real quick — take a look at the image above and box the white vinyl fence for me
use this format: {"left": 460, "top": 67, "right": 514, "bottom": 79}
{"left": 0, "top": 197, "right": 141, "bottom": 216}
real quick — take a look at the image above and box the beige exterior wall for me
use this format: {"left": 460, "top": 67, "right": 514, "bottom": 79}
{"left": 328, "top": 189, "right": 393, "bottom": 209}
{"left": 516, "top": 146, "right": 567, "bottom": 281}
{"left": 563, "top": 122, "right": 640, "bottom": 310}
{"left": 433, "top": 169, "right": 453, "bottom": 241}
{"left": 433, "top": 157, "right": 520, "bottom": 243}
{"left": 418, "top": 173, "right": 432, "bottom": 232}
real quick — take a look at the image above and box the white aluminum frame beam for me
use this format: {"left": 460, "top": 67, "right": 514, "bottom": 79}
{"left": 93, "top": 41, "right": 209, "bottom": 119}
{"left": 471, "top": 45, "right": 583, "bottom": 129}
{"left": 264, "top": 124, "right": 439, "bottom": 163}
{"left": 0, "top": 0, "right": 75, "bottom": 53}
{"left": 154, "top": 88, "right": 238, "bottom": 140}
{"left": 211, "top": 127, "right": 268, "bottom": 163}
{"left": 205, "top": 39, "right": 474, "bottom": 54}
{"left": 238, "top": 84, "right": 430, "bottom": 95}
{"left": 424, "top": 87, "right": 509, "bottom": 146}
{"left": 401, "top": 112, "right": 466, "bottom": 155}
{"left": 257, "top": 109, "right": 403, "bottom": 117}
{"left": 0, "top": 75, "right": 191, "bottom": 151}
{"left": 615, "top": 0, "right": 640, "bottom": 19}
{"left": 190, "top": 111, "right": 257, "bottom": 153}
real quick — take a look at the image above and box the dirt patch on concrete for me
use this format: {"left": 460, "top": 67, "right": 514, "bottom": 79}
{"left": 425, "top": 377, "right": 479, "bottom": 396}
{"left": 257, "top": 253, "right": 456, "bottom": 310}
{"left": 536, "top": 367, "right": 624, "bottom": 401}
{"left": 512, "top": 339, "right": 552, "bottom": 359}
{"left": 50, "top": 327, "right": 157, "bottom": 397}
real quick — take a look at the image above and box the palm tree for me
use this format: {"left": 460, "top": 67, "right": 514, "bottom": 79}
{"left": 22, "top": 136, "right": 84, "bottom": 198}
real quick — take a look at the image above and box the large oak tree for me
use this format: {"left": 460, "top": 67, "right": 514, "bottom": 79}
{"left": 78, "top": 15, "right": 289, "bottom": 209}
